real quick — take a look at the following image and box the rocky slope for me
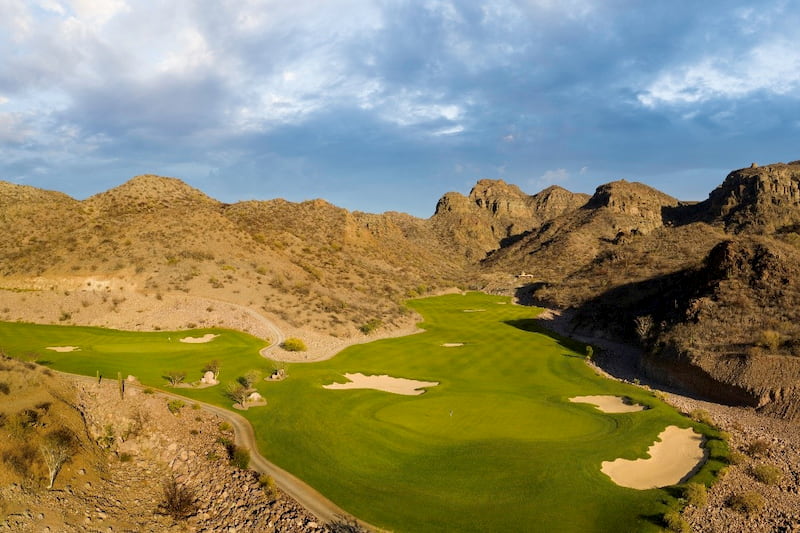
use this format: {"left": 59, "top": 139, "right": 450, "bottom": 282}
{"left": 0, "top": 356, "right": 337, "bottom": 532}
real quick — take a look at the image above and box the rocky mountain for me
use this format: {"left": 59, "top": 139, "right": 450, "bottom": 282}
{"left": 3, "top": 162, "right": 800, "bottom": 419}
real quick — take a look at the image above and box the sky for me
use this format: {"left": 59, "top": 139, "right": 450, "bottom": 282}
{"left": 1, "top": 0, "right": 799, "bottom": 216}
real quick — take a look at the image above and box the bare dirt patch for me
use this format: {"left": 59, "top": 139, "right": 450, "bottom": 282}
{"left": 179, "top": 333, "right": 219, "bottom": 343}
{"left": 569, "top": 395, "right": 645, "bottom": 413}
{"left": 601, "top": 426, "right": 706, "bottom": 489}
{"left": 46, "top": 346, "right": 80, "bottom": 352}
{"left": 323, "top": 373, "right": 439, "bottom": 396}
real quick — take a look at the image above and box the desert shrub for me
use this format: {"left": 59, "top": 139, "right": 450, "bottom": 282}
{"left": 689, "top": 409, "right": 714, "bottom": 426}
{"left": 1, "top": 443, "right": 38, "bottom": 477}
{"left": 662, "top": 510, "right": 689, "bottom": 532}
{"left": 585, "top": 345, "right": 593, "bottom": 360}
{"left": 160, "top": 476, "right": 197, "bottom": 520}
{"left": 218, "top": 422, "right": 233, "bottom": 433}
{"left": 745, "top": 439, "right": 771, "bottom": 457}
{"left": 97, "top": 424, "right": 116, "bottom": 449}
{"left": 328, "top": 516, "right": 370, "bottom": 533}
{"left": 359, "top": 319, "right": 382, "bottom": 335}
{"left": 119, "top": 452, "right": 133, "bottom": 462}
{"left": 683, "top": 482, "right": 708, "bottom": 508}
{"left": 757, "top": 329, "right": 782, "bottom": 352}
{"left": 191, "top": 403, "right": 201, "bottom": 410}
{"left": 752, "top": 464, "right": 783, "bottom": 485}
{"left": 143, "top": 387, "right": 154, "bottom": 394}
{"left": 259, "top": 474, "right": 278, "bottom": 501}
{"left": 728, "top": 491, "right": 765, "bottom": 515}
{"left": 238, "top": 370, "right": 261, "bottom": 389}
{"left": 229, "top": 446, "right": 250, "bottom": 469}
{"left": 728, "top": 451, "right": 747, "bottom": 465}
{"left": 0, "top": 382, "right": 9, "bottom": 395}
{"left": 167, "top": 400, "right": 185, "bottom": 415}
{"left": 281, "top": 338, "right": 307, "bottom": 352}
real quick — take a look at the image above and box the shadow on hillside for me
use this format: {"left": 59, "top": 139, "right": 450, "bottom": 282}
{"left": 504, "top": 319, "right": 588, "bottom": 357}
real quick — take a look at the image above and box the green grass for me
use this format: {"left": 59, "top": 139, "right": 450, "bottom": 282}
{"left": 0, "top": 292, "right": 727, "bottom": 532}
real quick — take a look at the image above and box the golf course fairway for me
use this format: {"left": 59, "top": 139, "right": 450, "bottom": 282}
{"left": 0, "top": 292, "right": 727, "bottom": 532}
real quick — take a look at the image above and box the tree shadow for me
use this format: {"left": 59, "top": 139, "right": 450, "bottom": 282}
{"left": 504, "top": 319, "right": 588, "bottom": 356}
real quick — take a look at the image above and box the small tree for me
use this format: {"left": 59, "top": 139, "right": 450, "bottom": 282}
{"left": 238, "top": 370, "right": 261, "bottom": 389}
{"left": 40, "top": 427, "right": 77, "bottom": 489}
{"left": 202, "top": 360, "right": 221, "bottom": 379}
{"left": 585, "top": 345, "right": 593, "bottom": 360}
{"left": 165, "top": 371, "right": 187, "bottom": 387}
{"left": 225, "top": 382, "right": 249, "bottom": 407}
{"left": 634, "top": 315, "right": 654, "bottom": 345}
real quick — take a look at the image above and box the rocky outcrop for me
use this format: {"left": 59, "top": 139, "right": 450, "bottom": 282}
{"left": 704, "top": 161, "right": 800, "bottom": 233}
{"left": 431, "top": 179, "right": 588, "bottom": 259}
{"left": 584, "top": 179, "right": 679, "bottom": 234}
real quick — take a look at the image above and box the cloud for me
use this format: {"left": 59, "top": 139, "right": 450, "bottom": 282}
{"left": 638, "top": 39, "right": 800, "bottom": 107}
{"left": 531, "top": 168, "right": 570, "bottom": 189}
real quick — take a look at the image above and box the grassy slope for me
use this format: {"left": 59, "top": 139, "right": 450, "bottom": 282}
{"left": 0, "top": 293, "right": 726, "bottom": 532}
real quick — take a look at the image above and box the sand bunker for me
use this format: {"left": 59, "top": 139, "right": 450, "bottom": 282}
{"left": 462, "top": 309, "right": 485, "bottom": 313}
{"left": 324, "top": 373, "right": 439, "bottom": 396}
{"left": 569, "top": 395, "right": 645, "bottom": 413}
{"left": 601, "top": 426, "right": 706, "bottom": 489}
{"left": 441, "top": 343, "right": 464, "bottom": 347}
{"left": 179, "top": 333, "right": 220, "bottom": 344}
{"left": 46, "top": 346, "right": 79, "bottom": 352}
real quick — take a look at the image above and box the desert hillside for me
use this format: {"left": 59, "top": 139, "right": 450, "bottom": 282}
{"left": 3, "top": 162, "right": 800, "bottom": 417}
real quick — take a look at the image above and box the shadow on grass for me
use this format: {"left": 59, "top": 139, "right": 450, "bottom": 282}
{"left": 503, "top": 319, "right": 588, "bottom": 356}
{"left": 34, "top": 359, "right": 54, "bottom": 366}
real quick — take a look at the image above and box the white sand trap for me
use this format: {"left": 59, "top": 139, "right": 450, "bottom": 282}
{"left": 570, "top": 395, "right": 645, "bottom": 413}
{"left": 441, "top": 343, "right": 464, "bottom": 347}
{"left": 462, "top": 309, "right": 485, "bottom": 312}
{"left": 46, "top": 346, "right": 80, "bottom": 352}
{"left": 601, "top": 426, "right": 707, "bottom": 489}
{"left": 324, "top": 373, "right": 439, "bottom": 396}
{"left": 179, "top": 333, "right": 220, "bottom": 343}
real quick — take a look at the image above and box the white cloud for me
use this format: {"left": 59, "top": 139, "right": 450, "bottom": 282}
{"left": 66, "top": 0, "right": 128, "bottom": 26}
{"left": 531, "top": 168, "right": 570, "bottom": 189}
{"left": 639, "top": 39, "right": 800, "bottom": 107}
{"left": 0, "top": 96, "right": 8, "bottom": 105}
{"left": 157, "top": 27, "right": 215, "bottom": 75}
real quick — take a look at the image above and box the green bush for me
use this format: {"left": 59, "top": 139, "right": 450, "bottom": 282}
{"left": 683, "top": 482, "right": 707, "bottom": 508}
{"left": 167, "top": 400, "right": 185, "bottom": 415}
{"left": 259, "top": 474, "right": 278, "bottom": 501}
{"left": 662, "top": 510, "right": 689, "bottom": 533}
{"left": 218, "top": 422, "right": 233, "bottom": 433}
{"left": 229, "top": 446, "right": 250, "bottom": 469}
{"left": 728, "top": 491, "right": 765, "bottom": 515}
{"left": 281, "top": 338, "right": 307, "bottom": 352}
{"left": 359, "top": 319, "right": 382, "bottom": 335}
{"left": 689, "top": 409, "right": 714, "bottom": 426}
{"left": 752, "top": 464, "right": 782, "bottom": 485}
{"left": 728, "top": 451, "right": 746, "bottom": 465}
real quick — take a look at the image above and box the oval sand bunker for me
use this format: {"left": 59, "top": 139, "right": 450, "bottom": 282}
{"left": 180, "top": 334, "right": 220, "bottom": 343}
{"left": 569, "top": 395, "right": 645, "bottom": 413}
{"left": 601, "top": 426, "right": 706, "bottom": 489}
{"left": 324, "top": 373, "right": 439, "bottom": 396}
{"left": 46, "top": 346, "right": 80, "bottom": 352}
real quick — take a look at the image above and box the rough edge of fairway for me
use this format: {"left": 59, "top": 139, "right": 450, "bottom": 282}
{"left": 601, "top": 426, "right": 707, "bottom": 489}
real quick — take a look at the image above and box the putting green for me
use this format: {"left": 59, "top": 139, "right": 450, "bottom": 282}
{"left": 0, "top": 293, "right": 727, "bottom": 532}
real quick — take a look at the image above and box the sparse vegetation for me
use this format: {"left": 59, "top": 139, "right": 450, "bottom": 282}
{"left": 689, "top": 409, "right": 714, "bottom": 426}
{"left": 224, "top": 382, "right": 249, "bottom": 406}
{"left": 167, "top": 399, "right": 185, "bottom": 415}
{"left": 745, "top": 439, "right": 772, "bottom": 458}
{"left": 752, "top": 464, "right": 782, "bottom": 485}
{"left": 683, "top": 482, "right": 707, "bottom": 508}
{"left": 258, "top": 474, "right": 278, "bottom": 501}
{"left": 727, "top": 491, "right": 765, "bottom": 515}
{"left": 160, "top": 476, "right": 197, "bottom": 520}
{"left": 359, "top": 319, "right": 382, "bottom": 335}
